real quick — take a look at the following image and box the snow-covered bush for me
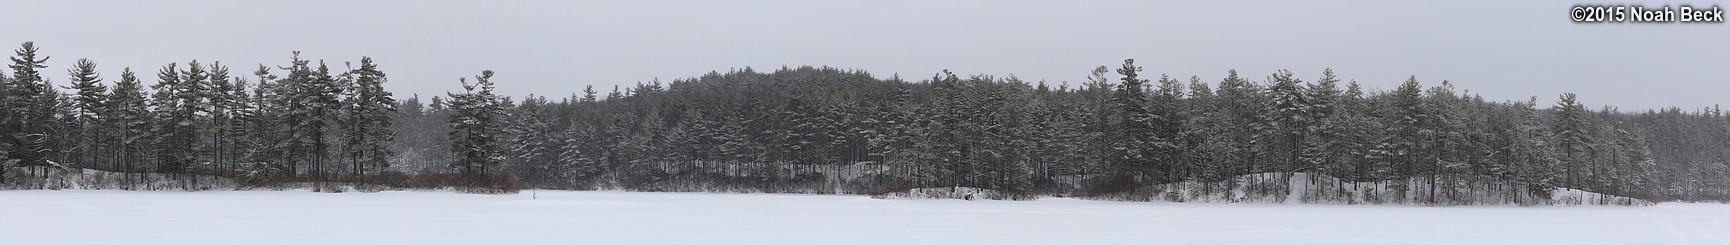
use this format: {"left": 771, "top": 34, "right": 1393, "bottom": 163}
{"left": 1, "top": 166, "right": 238, "bottom": 190}
{"left": 1077, "top": 172, "right": 1652, "bottom": 206}
{"left": 233, "top": 162, "right": 286, "bottom": 185}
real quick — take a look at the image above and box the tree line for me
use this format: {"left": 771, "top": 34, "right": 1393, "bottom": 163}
{"left": 0, "top": 42, "right": 512, "bottom": 192}
{"left": 490, "top": 60, "right": 1705, "bottom": 203}
{"left": 2, "top": 42, "right": 1725, "bottom": 204}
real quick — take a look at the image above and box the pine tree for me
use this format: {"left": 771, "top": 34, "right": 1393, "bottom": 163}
{"left": 778, "top": 98, "right": 819, "bottom": 164}
{"left": 1377, "top": 76, "right": 1426, "bottom": 202}
{"left": 1105, "top": 58, "right": 1164, "bottom": 186}
{"left": 221, "top": 67, "right": 255, "bottom": 172}
{"left": 449, "top": 70, "right": 508, "bottom": 177}
{"left": 1423, "top": 80, "right": 1468, "bottom": 203}
{"left": 1079, "top": 66, "right": 1113, "bottom": 182}
{"left": 0, "top": 71, "right": 9, "bottom": 183}
{"left": 581, "top": 85, "right": 598, "bottom": 103}
{"left": 176, "top": 60, "right": 210, "bottom": 174}
{"left": 984, "top": 79, "right": 1034, "bottom": 196}
{"left": 1508, "top": 98, "right": 1559, "bottom": 200}
{"left": 428, "top": 96, "right": 447, "bottom": 112}
{"left": 922, "top": 70, "right": 969, "bottom": 188}
{"left": 273, "top": 53, "right": 313, "bottom": 178}
{"left": 42, "top": 89, "right": 73, "bottom": 170}
{"left": 271, "top": 53, "right": 346, "bottom": 181}
{"left": 555, "top": 124, "right": 595, "bottom": 187}
{"left": 342, "top": 57, "right": 396, "bottom": 177}
{"left": 1301, "top": 69, "right": 1341, "bottom": 175}
{"left": 818, "top": 104, "right": 855, "bottom": 164}
{"left": 400, "top": 94, "right": 426, "bottom": 117}
{"left": 507, "top": 96, "right": 560, "bottom": 186}
{"left": 1150, "top": 74, "right": 1185, "bottom": 182}
{"left": 1213, "top": 70, "right": 1265, "bottom": 180}
{"left": 6, "top": 42, "right": 53, "bottom": 169}
{"left": 109, "top": 68, "right": 152, "bottom": 187}
{"left": 1618, "top": 123, "right": 1655, "bottom": 199}
{"left": 247, "top": 65, "right": 285, "bottom": 170}
{"left": 1330, "top": 81, "right": 1377, "bottom": 181}
{"left": 1026, "top": 82, "right": 1062, "bottom": 185}
{"left": 1608, "top": 121, "right": 1654, "bottom": 199}
{"left": 65, "top": 58, "right": 106, "bottom": 169}
{"left": 205, "top": 62, "right": 236, "bottom": 171}
{"left": 150, "top": 62, "right": 187, "bottom": 174}
{"left": 606, "top": 85, "right": 623, "bottom": 101}
{"left": 1554, "top": 93, "right": 1592, "bottom": 189}
{"left": 1181, "top": 76, "right": 1222, "bottom": 183}
{"left": 304, "top": 60, "right": 342, "bottom": 180}
{"left": 1265, "top": 69, "right": 1307, "bottom": 173}
{"left": 715, "top": 113, "right": 752, "bottom": 163}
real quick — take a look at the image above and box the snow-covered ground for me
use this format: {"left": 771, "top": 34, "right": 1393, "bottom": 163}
{"left": 1, "top": 191, "right": 1726, "bottom": 245}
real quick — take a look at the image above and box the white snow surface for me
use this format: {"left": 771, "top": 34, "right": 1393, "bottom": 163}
{"left": 2, "top": 190, "right": 1728, "bottom": 245}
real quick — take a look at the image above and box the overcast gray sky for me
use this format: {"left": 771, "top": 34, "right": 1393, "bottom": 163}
{"left": 8, "top": 0, "right": 1727, "bottom": 110}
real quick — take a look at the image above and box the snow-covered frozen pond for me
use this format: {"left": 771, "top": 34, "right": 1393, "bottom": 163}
{"left": 2, "top": 190, "right": 1726, "bottom": 244}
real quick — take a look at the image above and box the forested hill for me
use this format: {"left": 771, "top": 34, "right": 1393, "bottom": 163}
{"left": 472, "top": 62, "right": 1725, "bottom": 203}
{"left": 1, "top": 41, "right": 1725, "bottom": 204}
